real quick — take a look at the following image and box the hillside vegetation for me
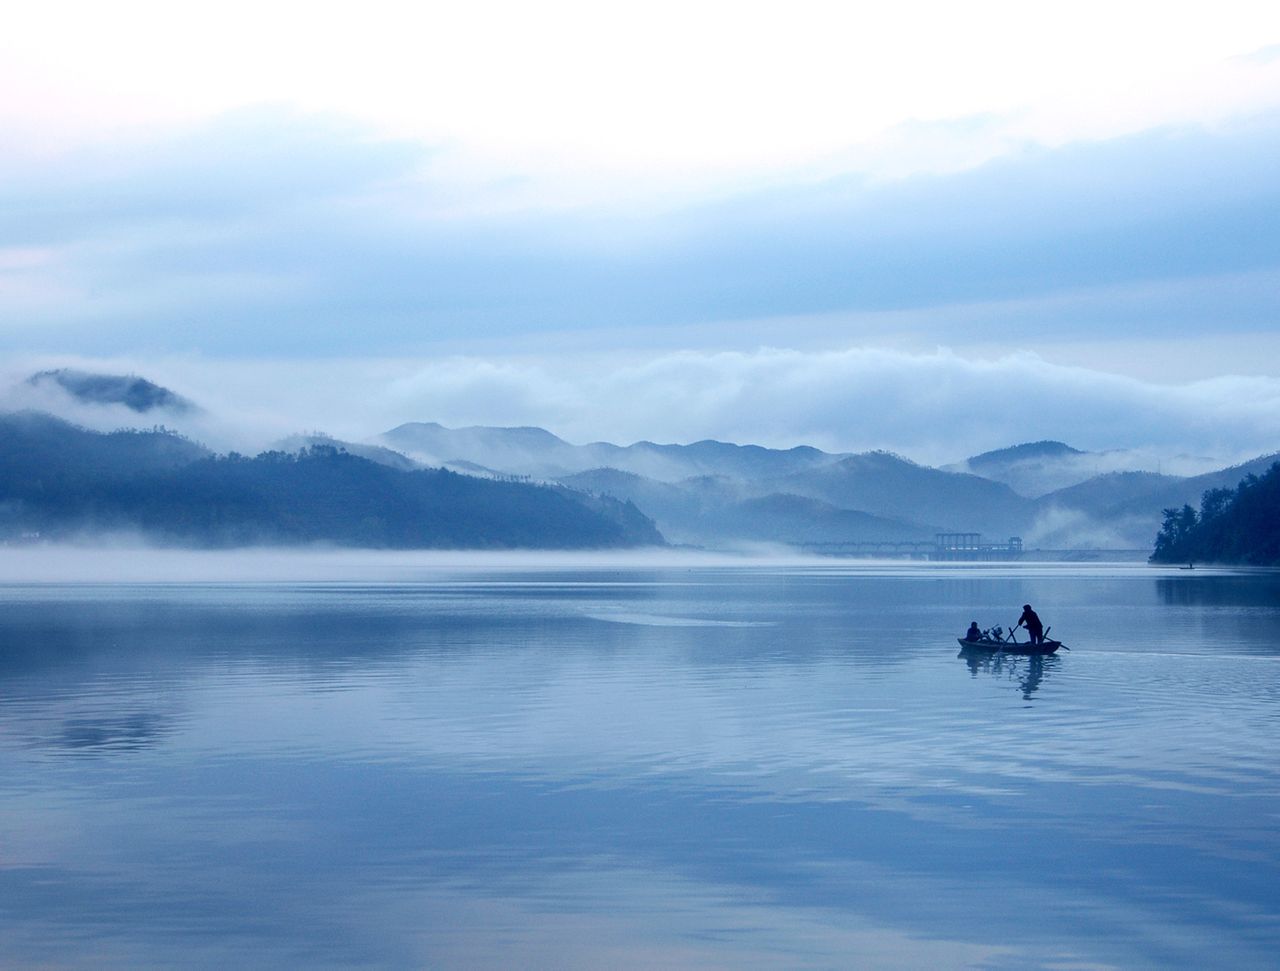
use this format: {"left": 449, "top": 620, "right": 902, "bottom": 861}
{"left": 0, "top": 413, "right": 662, "bottom": 549}
{"left": 1150, "top": 462, "right": 1280, "bottom": 565}
{"left": 10, "top": 364, "right": 1280, "bottom": 553}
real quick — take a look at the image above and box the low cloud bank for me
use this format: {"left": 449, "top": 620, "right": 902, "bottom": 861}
{"left": 2, "top": 106, "right": 1278, "bottom": 358}
{"left": 5, "top": 347, "right": 1278, "bottom": 470}
{"left": 375, "top": 347, "right": 1280, "bottom": 468}
{"left": 1023, "top": 506, "right": 1158, "bottom": 550}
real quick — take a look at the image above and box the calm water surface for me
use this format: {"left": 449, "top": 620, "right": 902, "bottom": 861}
{"left": 1, "top": 554, "right": 1278, "bottom": 968}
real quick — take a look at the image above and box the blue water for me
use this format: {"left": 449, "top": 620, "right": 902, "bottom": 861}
{"left": 1, "top": 555, "right": 1278, "bottom": 968}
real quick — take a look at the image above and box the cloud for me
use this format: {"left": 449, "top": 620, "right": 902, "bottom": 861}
{"left": 11, "top": 345, "right": 1277, "bottom": 470}
{"left": 373, "top": 347, "right": 1280, "bottom": 465}
{"left": 1239, "top": 42, "right": 1280, "bottom": 64}
{"left": 1, "top": 106, "right": 1277, "bottom": 359}
{"left": 6, "top": 3, "right": 1280, "bottom": 187}
{"left": 1023, "top": 506, "right": 1152, "bottom": 549}
{"left": 0, "top": 105, "right": 427, "bottom": 243}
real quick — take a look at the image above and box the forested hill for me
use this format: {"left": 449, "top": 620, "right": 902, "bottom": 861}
{"left": 1150, "top": 462, "right": 1280, "bottom": 565}
{"left": 0, "top": 412, "right": 663, "bottom": 549}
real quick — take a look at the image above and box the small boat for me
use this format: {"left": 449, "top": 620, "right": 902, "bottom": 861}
{"left": 957, "top": 637, "right": 1063, "bottom": 656}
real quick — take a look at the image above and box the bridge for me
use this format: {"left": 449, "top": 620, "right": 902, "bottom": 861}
{"left": 800, "top": 533, "right": 1025, "bottom": 560}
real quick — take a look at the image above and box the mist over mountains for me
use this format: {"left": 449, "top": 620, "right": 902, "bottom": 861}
{"left": 26, "top": 369, "right": 196, "bottom": 415}
{"left": 4, "top": 369, "right": 1276, "bottom": 552}
{"left": 0, "top": 410, "right": 660, "bottom": 549}
{"left": 377, "top": 420, "right": 1279, "bottom": 550}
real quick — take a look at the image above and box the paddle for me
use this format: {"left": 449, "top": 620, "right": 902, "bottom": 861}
{"left": 1043, "top": 625, "right": 1070, "bottom": 650}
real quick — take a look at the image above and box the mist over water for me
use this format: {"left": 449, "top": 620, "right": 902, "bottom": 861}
{"left": 0, "top": 546, "right": 820, "bottom": 583}
{"left": 2, "top": 556, "right": 1278, "bottom": 968}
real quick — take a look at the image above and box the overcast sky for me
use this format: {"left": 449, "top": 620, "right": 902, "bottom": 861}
{"left": 4, "top": 2, "right": 1280, "bottom": 462}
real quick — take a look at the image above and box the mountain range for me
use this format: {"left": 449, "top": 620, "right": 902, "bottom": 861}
{"left": 0, "top": 411, "right": 660, "bottom": 549}
{"left": 6, "top": 369, "right": 1277, "bottom": 553}
{"left": 379, "top": 421, "right": 1278, "bottom": 550}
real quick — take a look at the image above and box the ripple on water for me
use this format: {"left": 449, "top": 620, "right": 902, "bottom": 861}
{"left": 2, "top": 564, "right": 1280, "bottom": 968}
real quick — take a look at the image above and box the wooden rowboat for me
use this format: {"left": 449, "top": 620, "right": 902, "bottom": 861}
{"left": 957, "top": 637, "right": 1062, "bottom": 656}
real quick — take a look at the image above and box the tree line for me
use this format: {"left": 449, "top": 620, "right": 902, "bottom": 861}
{"left": 0, "top": 412, "right": 663, "bottom": 549}
{"left": 1150, "top": 461, "right": 1280, "bottom": 565}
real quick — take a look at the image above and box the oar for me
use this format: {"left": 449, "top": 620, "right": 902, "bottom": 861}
{"left": 1043, "top": 625, "right": 1070, "bottom": 650}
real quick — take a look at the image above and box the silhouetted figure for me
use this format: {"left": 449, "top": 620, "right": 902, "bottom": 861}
{"left": 1016, "top": 604, "right": 1044, "bottom": 644}
{"left": 965, "top": 621, "right": 982, "bottom": 642}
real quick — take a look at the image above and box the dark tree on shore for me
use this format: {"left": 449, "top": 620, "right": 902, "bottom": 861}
{"left": 1151, "top": 463, "right": 1280, "bottom": 565}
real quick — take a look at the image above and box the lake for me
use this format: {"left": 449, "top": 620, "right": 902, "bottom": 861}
{"left": 1, "top": 551, "right": 1278, "bottom": 968}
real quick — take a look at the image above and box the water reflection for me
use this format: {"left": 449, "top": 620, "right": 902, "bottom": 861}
{"left": 51, "top": 711, "right": 175, "bottom": 755}
{"left": 2, "top": 565, "right": 1280, "bottom": 968}
{"left": 1156, "top": 573, "right": 1280, "bottom": 607}
{"left": 957, "top": 648, "right": 1056, "bottom": 699}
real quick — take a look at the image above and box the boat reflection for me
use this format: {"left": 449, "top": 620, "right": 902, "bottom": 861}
{"left": 957, "top": 647, "right": 1058, "bottom": 700}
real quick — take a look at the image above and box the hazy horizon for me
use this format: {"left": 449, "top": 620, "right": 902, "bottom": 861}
{"left": 3, "top": 3, "right": 1279, "bottom": 467}
{"left": 6, "top": 11, "right": 1280, "bottom": 959}
{"left": 2, "top": 353, "right": 1277, "bottom": 473}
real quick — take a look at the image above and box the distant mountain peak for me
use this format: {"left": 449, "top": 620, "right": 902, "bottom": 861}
{"left": 381, "top": 422, "right": 577, "bottom": 463}
{"left": 274, "top": 433, "right": 420, "bottom": 472}
{"left": 27, "top": 369, "right": 195, "bottom": 414}
{"left": 967, "top": 441, "right": 1083, "bottom": 467}
{"left": 386, "top": 421, "right": 568, "bottom": 445}
{"left": 839, "top": 450, "right": 921, "bottom": 470}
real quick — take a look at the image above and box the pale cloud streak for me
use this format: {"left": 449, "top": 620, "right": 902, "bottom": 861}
{"left": 376, "top": 347, "right": 1280, "bottom": 465}
{"left": 7, "top": 347, "right": 1278, "bottom": 469}
{"left": 3, "top": 4, "right": 1279, "bottom": 464}
{"left": 2, "top": 105, "right": 1277, "bottom": 365}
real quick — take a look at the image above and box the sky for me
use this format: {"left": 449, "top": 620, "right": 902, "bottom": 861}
{"left": 3, "top": 1, "right": 1280, "bottom": 464}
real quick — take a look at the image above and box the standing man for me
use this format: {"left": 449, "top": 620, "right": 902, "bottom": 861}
{"left": 1016, "top": 604, "right": 1044, "bottom": 644}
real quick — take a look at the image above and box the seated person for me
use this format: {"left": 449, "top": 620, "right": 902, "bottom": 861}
{"left": 965, "top": 621, "right": 983, "bottom": 642}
